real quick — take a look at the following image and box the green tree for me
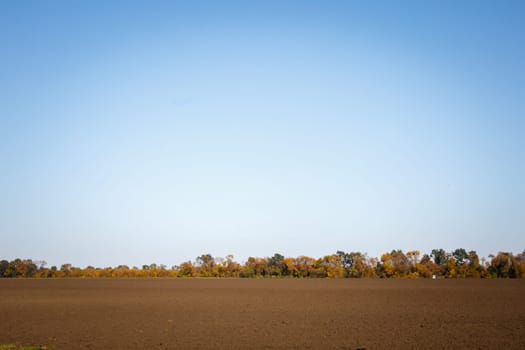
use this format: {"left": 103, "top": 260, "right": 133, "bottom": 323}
{"left": 0, "top": 260, "right": 9, "bottom": 277}
{"left": 431, "top": 249, "right": 448, "bottom": 265}
{"left": 336, "top": 251, "right": 368, "bottom": 277}
{"left": 21, "top": 259, "right": 38, "bottom": 277}
{"left": 452, "top": 248, "right": 468, "bottom": 266}
{"left": 5, "top": 259, "right": 22, "bottom": 277}
{"left": 268, "top": 253, "right": 287, "bottom": 276}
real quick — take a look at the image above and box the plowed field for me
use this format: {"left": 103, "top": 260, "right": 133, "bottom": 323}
{"left": 1, "top": 279, "right": 524, "bottom": 349}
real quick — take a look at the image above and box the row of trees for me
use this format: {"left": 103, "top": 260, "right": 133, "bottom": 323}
{"left": 1, "top": 249, "right": 525, "bottom": 279}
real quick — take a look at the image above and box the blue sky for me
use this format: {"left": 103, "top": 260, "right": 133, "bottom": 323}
{"left": 1, "top": 1, "right": 524, "bottom": 267}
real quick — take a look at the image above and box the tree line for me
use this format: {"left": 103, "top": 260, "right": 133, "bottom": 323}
{"left": 1, "top": 249, "right": 524, "bottom": 279}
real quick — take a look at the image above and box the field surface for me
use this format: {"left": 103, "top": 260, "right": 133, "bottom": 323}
{"left": 0, "top": 279, "right": 524, "bottom": 349}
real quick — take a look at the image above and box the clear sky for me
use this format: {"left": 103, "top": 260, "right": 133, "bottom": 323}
{"left": 1, "top": 1, "right": 524, "bottom": 268}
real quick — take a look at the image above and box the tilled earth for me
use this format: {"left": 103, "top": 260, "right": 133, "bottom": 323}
{"left": 0, "top": 278, "right": 524, "bottom": 349}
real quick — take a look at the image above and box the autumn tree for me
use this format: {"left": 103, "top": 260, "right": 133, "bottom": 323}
{"left": 406, "top": 250, "right": 420, "bottom": 268}
{"left": 465, "top": 250, "right": 483, "bottom": 277}
{"left": 284, "top": 257, "right": 299, "bottom": 277}
{"left": 240, "top": 257, "right": 256, "bottom": 278}
{"left": 196, "top": 254, "right": 215, "bottom": 277}
{"left": 406, "top": 250, "right": 421, "bottom": 277}
{"left": 0, "top": 249, "right": 521, "bottom": 279}
{"left": 414, "top": 254, "right": 434, "bottom": 278}
{"left": 294, "top": 255, "right": 317, "bottom": 278}
{"left": 318, "top": 254, "right": 345, "bottom": 278}
{"left": 489, "top": 252, "right": 523, "bottom": 278}
{"left": 220, "top": 255, "right": 241, "bottom": 277}
{"left": 179, "top": 261, "right": 195, "bottom": 277}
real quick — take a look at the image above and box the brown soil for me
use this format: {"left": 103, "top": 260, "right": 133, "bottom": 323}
{"left": 0, "top": 278, "right": 524, "bottom": 349}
